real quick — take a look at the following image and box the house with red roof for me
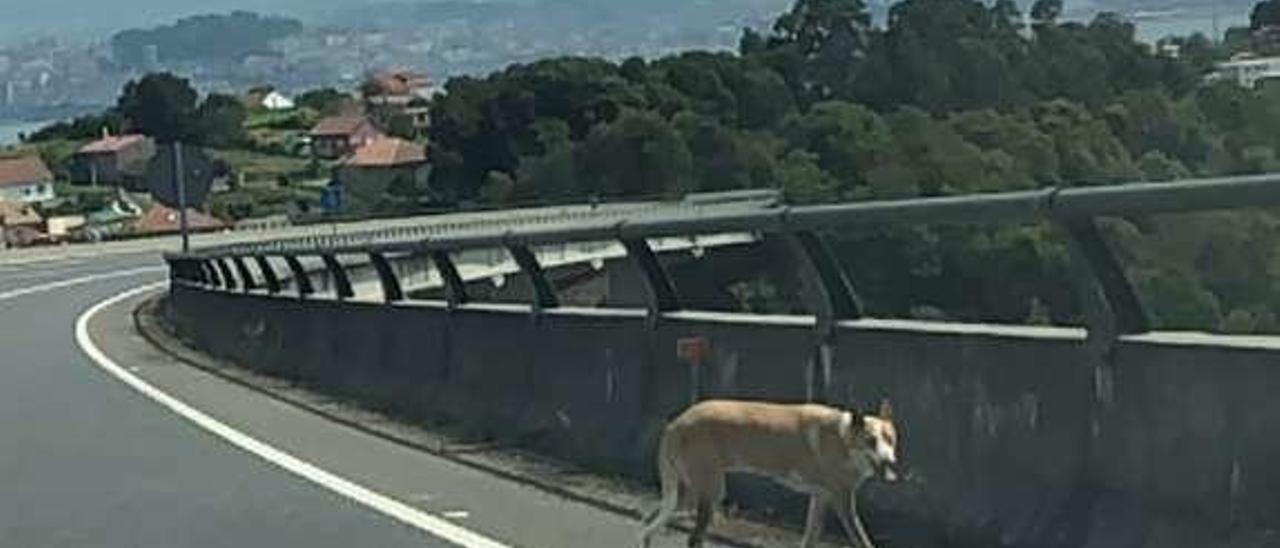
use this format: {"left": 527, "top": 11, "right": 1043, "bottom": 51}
{"left": 0, "top": 156, "right": 55, "bottom": 203}
{"left": 333, "top": 137, "right": 429, "bottom": 212}
{"left": 362, "top": 70, "right": 438, "bottom": 137}
{"left": 72, "top": 133, "right": 156, "bottom": 187}
{"left": 308, "top": 116, "right": 382, "bottom": 159}
{"left": 129, "top": 204, "right": 226, "bottom": 236}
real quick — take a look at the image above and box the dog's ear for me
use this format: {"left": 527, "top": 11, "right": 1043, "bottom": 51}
{"left": 878, "top": 399, "right": 894, "bottom": 420}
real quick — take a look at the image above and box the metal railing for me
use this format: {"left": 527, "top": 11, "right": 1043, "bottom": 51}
{"left": 165, "top": 173, "right": 1280, "bottom": 451}
{"left": 166, "top": 173, "right": 1280, "bottom": 344}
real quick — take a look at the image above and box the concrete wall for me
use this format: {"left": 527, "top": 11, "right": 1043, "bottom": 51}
{"left": 166, "top": 270, "right": 1280, "bottom": 547}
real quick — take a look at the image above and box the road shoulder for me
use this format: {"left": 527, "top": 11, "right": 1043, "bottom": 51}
{"left": 94, "top": 285, "right": 793, "bottom": 547}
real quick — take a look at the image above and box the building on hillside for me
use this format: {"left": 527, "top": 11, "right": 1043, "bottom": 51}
{"left": 308, "top": 116, "right": 383, "bottom": 159}
{"left": 246, "top": 88, "right": 296, "bottom": 111}
{"left": 130, "top": 204, "right": 226, "bottom": 236}
{"left": 0, "top": 199, "right": 45, "bottom": 248}
{"left": 1208, "top": 55, "right": 1280, "bottom": 88}
{"left": 333, "top": 137, "right": 429, "bottom": 212}
{"left": 72, "top": 133, "right": 156, "bottom": 187}
{"left": 0, "top": 155, "right": 55, "bottom": 203}
{"left": 261, "top": 91, "right": 296, "bottom": 110}
{"left": 79, "top": 199, "right": 143, "bottom": 242}
{"left": 362, "top": 70, "right": 438, "bottom": 136}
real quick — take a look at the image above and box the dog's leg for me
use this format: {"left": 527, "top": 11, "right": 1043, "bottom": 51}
{"left": 830, "top": 490, "right": 875, "bottom": 548}
{"left": 798, "top": 493, "right": 828, "bottom": 548}
{"left": 688, "top": 497, "right": 714, "bottom": 548}
{"left": 833, "top": 504, "right": 859, "bottom": 548}
{"left": 846, "top": 494, "right": 875, "bottom": 548}
{"left": 637, "top": 455, "right": 682, "bottom": 548}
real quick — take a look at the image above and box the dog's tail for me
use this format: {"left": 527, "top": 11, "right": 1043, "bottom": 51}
{"left": 637, "top": 429, "right": 683, "bottom": 548}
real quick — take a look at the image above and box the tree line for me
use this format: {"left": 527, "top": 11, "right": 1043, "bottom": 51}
{"left": 425, "top": 0, "right": 1280, "bottom": 332}
{"left": 25, "top": 0, "right": 1280, "bottom": 332}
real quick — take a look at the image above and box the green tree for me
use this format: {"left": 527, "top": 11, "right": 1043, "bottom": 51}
{"left": 296, "top": 88, "right": 350, "bottom": 115}
{"left": 950, "top": 109, "right": 1060, "bottom": 185}
{"left": 117, "top": 72, "right": 200, "bottom": 143}
{"left": 27, "top": 111, "right": 125, "bottom": 142}
{"left": 478, "top": 171, "right": 516, "bottom": 204}
{"left": 992, "top": 0, "right": 1023, "bottom": 34}
{"left": 782, "top": 101, "right": 892, "bottom": 191}
{"left": 773, "top": 0, "right": 872, "bottom": 58}
{"left": 776, "top": 150, "right": 838, "bottom": 204}
{"left": 195, "top": 93, "right": 248, "bottom": 147}
{"left": 1252, "top": 0, "right": 1280, "bottom": 29}
{"left": 385, "top": 113, "right": 417, "bottom": 140}
{"left": 765, "top": 0, "right": 873, "bottom": 103}
{"left": 1137, "top": 150, "right": 1192, "bottom": 181}
{"left": 575, "top": 110, "right": 693, "bottom": 198}
{"left": 674, "top": 112, "right": 778, "bottom": 192}
{"left": 1030, "top": 0, "right": 1062, "bottom": 26}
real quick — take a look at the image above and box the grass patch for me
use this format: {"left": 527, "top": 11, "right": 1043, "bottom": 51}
{"left": 246, "top": 108, "right": 318, "bottom": 131}
{"left": 209, "top": 147, "right": 319, "bottom": 184}
{"left": 208, "top": 184, "right": 324, "bottom": 221}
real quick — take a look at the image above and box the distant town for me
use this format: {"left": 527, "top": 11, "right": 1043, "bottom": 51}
{"left": 0, "top": 1, "right": 793, "bottom": 125}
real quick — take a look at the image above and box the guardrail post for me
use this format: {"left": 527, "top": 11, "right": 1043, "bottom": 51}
{"left": 621, "top": 238, "right": 680, "bottom": 325}
{"left": 190, "top": 259, "right": 209, "bottom": 285}
{"left": 164, "top": 257, "right": 180, "bottom": 284}
{"left": 283, "top": 255, "right": 314, "bottom": 298}
{"left": 182, "top": 259, "right": 206, "bottom": 285}
{"left": 430, "top": 251, "right": 469, "bottom": 309}
{"left": 203, "top": 260, "right": 223, "bottom": 288}
{"left": 786, "top": 231, "right": 863, "bottom": 328}
{"left": 232, "top": 257, "right": 258, "bottom": 293}
{"left": 1058, "top": 217, "right": 1150, "bottom": 461}
{"left": 254, "top": 256, "right": 282, "bottom": 295}
{"left": 215, "top": 258, "right": 238, "bottom": 291}
{"left": 369, "top": 252, "right": 404, "bottom": 303}
{"left": 785, "top": 231, "right": 863, "bottom": 405}
{"left": 322, "top": 254, "right": 354, "bottom": 300}
{"left": 1060, "top": 219, "right": 1149, "bottom": 336}
{"left": 507, "top": 245, "right": 559, "bottom": 312}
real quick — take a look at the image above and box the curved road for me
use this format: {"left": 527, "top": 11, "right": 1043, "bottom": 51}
{"left": 0, "top": 253, "right": 714, "bottom": 547}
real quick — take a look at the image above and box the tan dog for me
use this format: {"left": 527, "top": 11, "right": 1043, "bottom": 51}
{"left": 637, "top": 399, "right": 899, "bottom": 548}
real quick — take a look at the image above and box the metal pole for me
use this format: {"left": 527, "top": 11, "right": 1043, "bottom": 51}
{"left": 174, "top": 142, "right": 190, "bottom": 252}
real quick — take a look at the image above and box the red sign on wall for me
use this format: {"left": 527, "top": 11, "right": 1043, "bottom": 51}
{"left": 677, "top": 337, "right": 710, "bottom": 364}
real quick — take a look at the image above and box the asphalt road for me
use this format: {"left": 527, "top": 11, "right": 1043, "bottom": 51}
{"left": 0, "top": 253, "right": 718, "bottom": 548}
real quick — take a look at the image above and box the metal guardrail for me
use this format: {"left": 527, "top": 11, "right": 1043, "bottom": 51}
{"left": 188, "top": 191, "right": 780, "bottom": 260}
{"left": 166, "top": 174, "right": 1280, "bottom": 351}
{"left": 175, "top": 174, "right": 1280, "bottom": 261}
{"left": 166, "top": 173, "right": 1280, "bottom": 449}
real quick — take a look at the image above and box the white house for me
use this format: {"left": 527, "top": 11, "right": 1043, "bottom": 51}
{"left": 1208, "top": 56, "right": 1280, "bottom": 89}
{"left": 0, "top": 156, "right": 55, "bottom": 203}
{"left": 261, "top": 90, "right": 296, "bottom": 111}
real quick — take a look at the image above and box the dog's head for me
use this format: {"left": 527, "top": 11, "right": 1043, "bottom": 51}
{"left": 841, "top": 399, "right": 900, "bottom": 483}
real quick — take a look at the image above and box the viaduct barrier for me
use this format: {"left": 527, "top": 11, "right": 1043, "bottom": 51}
{"left": 162, "top": 181, "right": 1280, "bottom": 548}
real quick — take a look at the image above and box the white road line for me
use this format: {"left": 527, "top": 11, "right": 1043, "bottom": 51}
{"left": 0, "top": 267, "right": 166, "bottom": 302}
{"left": 75, "top": 283, "right": 518, "bottom": 548}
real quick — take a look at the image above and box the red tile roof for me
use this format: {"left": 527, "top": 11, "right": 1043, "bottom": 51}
{"left": 132, "top": 205, "right": 226, "bottom": 234}
{"left": 370, "top": 71, "right": 432, "bottom": 96}
{"left": 78, "top": 134, "right": 150, "bottom": 154}
{"left": 341, "top": 137, "right": 427, "bottom": 167}
{"left": 309, "top": 116, "right": 374, "bottom": 137}
{"left": 0, "top": 156, "right": 53, "bottom": 188}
